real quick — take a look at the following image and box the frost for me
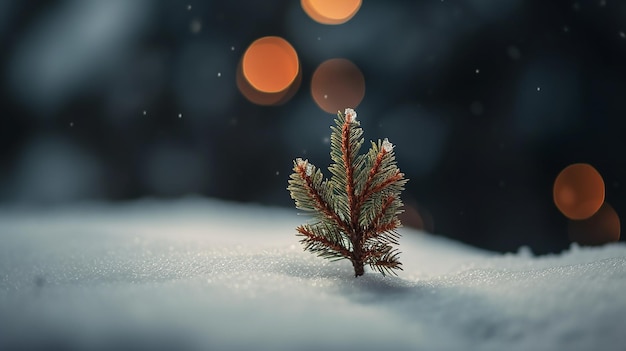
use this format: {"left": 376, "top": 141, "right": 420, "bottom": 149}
{"left": 296, "top": 158, "right": 313, "bottom": 176}
{"left": 344, "top": 108, "right": 358, "bottom": 124}
{"left": 382, "top": 138, "right": 394, "bottom": 152}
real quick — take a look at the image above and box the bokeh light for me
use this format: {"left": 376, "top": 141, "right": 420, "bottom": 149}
{"left": 400, "top": 200, "right": 435, "bottom": 234}
{"left": 301, "top": 0, "right": 362, "bottom": 25}
{"left": 568, "top": 202, "right": 620, "bottom": 246}
{"left": 241, "top": 36, "right": 299, "bottom": 93}
{"left": 553, "top": 163, "right": 605, "bottom": 220}
{"left": 311, "top": 58, "right": 365, "bottom": 114}
{"left": 237, "top": 57, "right": 301, "bottom": 106}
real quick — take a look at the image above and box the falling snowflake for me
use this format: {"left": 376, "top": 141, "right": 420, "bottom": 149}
{"left": 190, "top": 19, "right": 202, "bottom": 33}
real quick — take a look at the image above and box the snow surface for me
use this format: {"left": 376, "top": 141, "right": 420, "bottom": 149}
{"left": 0, "top": 198, "right": 625, "bottom": 351}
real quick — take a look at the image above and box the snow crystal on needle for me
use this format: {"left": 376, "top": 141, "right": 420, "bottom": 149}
{"left": 382, "top": 138, "right": 394, "bottom": 152}
{"left": 344, "top": 108, "right": 358, "bottom": 124}
{"left": 296, "top": 158, "right": 313, "bottom": 176}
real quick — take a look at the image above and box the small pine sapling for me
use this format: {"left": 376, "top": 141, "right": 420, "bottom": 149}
{"left": 288, "top": 108, "right": 408, "bottom": 277}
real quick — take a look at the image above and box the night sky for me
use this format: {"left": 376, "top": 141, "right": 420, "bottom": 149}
{"left": 1, "top": 0, "right": 625, "bottom": 254}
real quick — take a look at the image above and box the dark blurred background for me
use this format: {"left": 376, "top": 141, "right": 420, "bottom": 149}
{"left": 1, "top": 0, "right": 624, "bottom": 254}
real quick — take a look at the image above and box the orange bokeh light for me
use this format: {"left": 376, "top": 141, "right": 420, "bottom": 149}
{"left": 301, "top": 0, "right": 362, "bottom": 25}
{"left": 553, "top": 163, "right": 605, "bottom": 220}
{"left": 242, "top": 36, "right": 299, "bottom": 93}
{"left": 568, "top": 202, "right": 620, "bottom": 246}
{"left": 236, "top": 57, "right": 301, "bottom": 106}
{"left": 311, "top": 58, "right": 365, "bottom": 114}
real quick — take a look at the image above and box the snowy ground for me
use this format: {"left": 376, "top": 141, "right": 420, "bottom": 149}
{"left": 1, "top": 198, "right": 625, "bottom": 351}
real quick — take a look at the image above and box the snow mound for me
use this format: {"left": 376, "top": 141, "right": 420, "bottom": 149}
{"left": 1, "top": 198, "right": 624, "bottom": 351}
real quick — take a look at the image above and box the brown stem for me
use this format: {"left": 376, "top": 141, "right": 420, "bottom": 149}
{"left": 351, "top": 235, "right": 365, "bottom": 277}
{"left": 341, "top": 120, "right": 358, "bottom": 231}
{"left": 352, "top": 258, "right": 365, "bottom": 277}
{"left": 341, "top": 119, "right": 366, "bottom": 277}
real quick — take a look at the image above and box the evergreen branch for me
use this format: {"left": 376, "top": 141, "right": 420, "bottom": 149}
{"left": 361, "top": 195, "right": 402, "bottom": 245}
{"left": 290, "top": 159, "right": 351, "bottom": 233}
{"left": 371, "top": 255, "right": 403, "bottom": 276}
{"left": 365, "top": 247, "right": 403, "bottom": 276}
{"left": 296, "top": 224, "right": 352, "bottom": 260}
{"left": 354, "top": 140, "right": 406, "bottom": 229}
{"left": 360, "top": 144, "right": 387, "bottom": 199}
{"left": 363, "top": 171, "right": 405, "bottom": 200}
{"left": 365, "top": 224, "right": 401, "bottom": 245}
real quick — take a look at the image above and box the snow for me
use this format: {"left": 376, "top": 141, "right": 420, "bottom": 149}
{"left": 344, "top": 108, "right": 357, "bottom": 124}
{"left": 1, "top": 198, "right": 625, "bottom": 351}
{"left": 296, "top": 158, "right": 313, "bottom": 176}
{"left": 382, "top": 138, "right": 394, "bottom": 152}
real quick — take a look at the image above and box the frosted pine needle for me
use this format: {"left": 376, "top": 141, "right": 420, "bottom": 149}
{"left": 344, "top": 108, "right": 359, "bottom": 125}
{"left": 287, "top": 109, "right": 408, "bottom": 277}
{"left": 382, "top": 138, "right": 394, "bottom": 152}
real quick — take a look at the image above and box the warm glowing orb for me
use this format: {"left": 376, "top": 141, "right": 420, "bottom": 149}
{"left": 568, "top": 202, "right": 620, "bottom": 246}
{"left": 301, "top": 0, "right": 362, "bottom": 25}
{"left": 553, "top": 163, "right": 605, "bottom": 220}
{"left": 311, "top": 58, "right": 365, "bottom": 114}
{"left": 236, "top": 57, "right": 301, "bottom": 106}
{"left": 242, "top": 36, "right": 299, "bottom": 93}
